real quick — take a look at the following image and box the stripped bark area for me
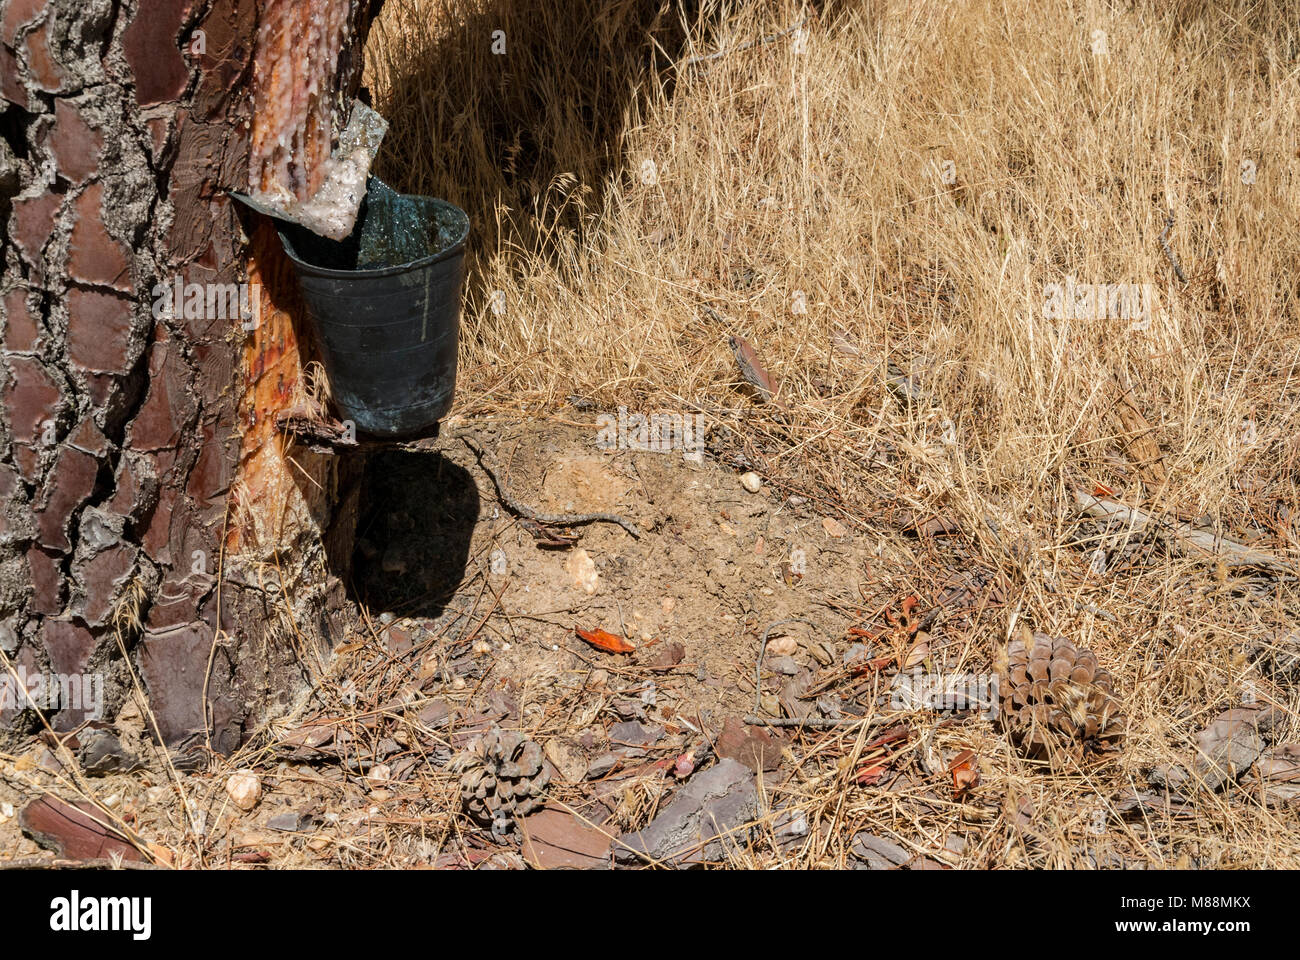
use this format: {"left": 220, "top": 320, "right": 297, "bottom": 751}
{"left": 0, "top": 0, "right": 380, "bottom": 752}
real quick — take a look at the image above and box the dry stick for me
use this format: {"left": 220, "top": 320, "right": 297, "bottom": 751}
{"left": 460, "top": 434, "right": 643, "bottom": 539}
{"left": 1073, "top": 489, "right": 1295, "bottom": 575}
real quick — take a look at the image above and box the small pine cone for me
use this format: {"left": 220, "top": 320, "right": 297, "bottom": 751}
{"left": 999, "top": 631, "right": 1122, "bottom": 762}
{"left": 457, "top": 726, "right": 551, "bottom": 834}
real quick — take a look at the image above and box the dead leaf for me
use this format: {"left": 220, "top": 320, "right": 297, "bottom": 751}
{"left": 575, "top": 626, "right": 635, "bottom": 654}
{"left": 902, "top": 633, "right": 929, "bottom": 669}
{"left": 856, "top": 764, "right": 889, "bottom": 785}
{"left": 729, "top": 334, "right": 784, "bottom": 406}
{"left": 949, "top": 749, "right": 979, "bottom": 799}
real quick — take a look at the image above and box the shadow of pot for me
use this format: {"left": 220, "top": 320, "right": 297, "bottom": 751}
{"left": 276, "top": 177, "right": 470, "bottom": 438}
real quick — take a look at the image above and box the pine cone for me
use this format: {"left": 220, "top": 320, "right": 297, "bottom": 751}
{"left": 455, "top": 727, "right": 551, "bottom": 835}
{"left": 999, "top": 631, "right": 1122, "bottom": 762}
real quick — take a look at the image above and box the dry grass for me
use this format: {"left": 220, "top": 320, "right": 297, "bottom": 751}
{"left": 359, "top": 0, "right": 1300, "bottom": 867}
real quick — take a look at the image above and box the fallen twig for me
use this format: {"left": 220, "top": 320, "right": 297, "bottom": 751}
{"left": 1074, "top": 489, "right": 1294, "bottom": 575}
{"left": 461, "top": 435, "right": 644, "bottom": 539}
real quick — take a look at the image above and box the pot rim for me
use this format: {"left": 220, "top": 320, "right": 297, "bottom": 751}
{"left": 278, "top": 195, "right": 470, "bottom": 280}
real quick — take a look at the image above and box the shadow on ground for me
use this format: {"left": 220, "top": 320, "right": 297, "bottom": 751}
{"left": 348, "top": 450, "right": 480, "bottom": 619}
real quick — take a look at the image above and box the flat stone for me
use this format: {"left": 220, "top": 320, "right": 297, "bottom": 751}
{"left": 585, "top": 752, "right": 621, "bottom": 780}
{"left": 769, "top": 655, "right": 800, "bottom": 675}
{"left": 1256, "top": 745, "right": 1300, "bottom": 805}
{"left": 266, "top": 811, "right": 308, "bottom": 832}
{"left": 850, "top": 833, "right": 912, "bottom": 869}
{"left": 74, "top": 725, "right": 140, "bottom": 776}
{"left": 609, "top": 720, "right": 663, "bottom": 748}
{"left": 616, "top": 758, "right": 758, "bottom": 865}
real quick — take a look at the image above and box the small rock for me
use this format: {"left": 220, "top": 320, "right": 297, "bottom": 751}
{"left": 769, "top": 655, "right": 799, "bottom": 676}
{"left": 225, "top": 771, "right": 262, "bottom": 812}
{"left": 767, "top": 635, "right": 798, "bottom": 657}
{"left": 585, "top": 753, "right": 621, "bottom": 780}
{"left": 611, "top": 698, "right": 647, "bottom": 721}
{"left": 74, "top": 726, "right": 138, "bottom": 776}
{"left": 850, "top": 833, "right": 911, "bottom": 869}
{"left": 740, "top": 472, "right": 762, "bottom": 493}
{"left": 414, "top": 700, "right": 453, "bottom": 728}
{"left": 816, "top": 694, "right": 843, "bottom": 719}
{"left": 610, "top": 720, "right": 664, "bottom": 748}
{"left": 822, "top": 516, "right": 848, "bottom": 538}
{"left": 1146, "top": 763, "right": 1190, "bottom": 790}
{"left": 566, "top": 549, "right": 600, "bottom": 594}
{"left": 1255, "top": 744, "right": 1300, "bottom": 805}
{"left": 646, "top": 642, "right": 686, "bottom": 671}
{"left": 267, "top": 811, "right": 308, "bottom": 832}
{"left": 543, "top": 739, "right": 589, "bottom": 783}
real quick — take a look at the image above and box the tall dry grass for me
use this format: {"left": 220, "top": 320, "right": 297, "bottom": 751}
{"left": 365, "top": 0, "right": 1300, "bottom": 866}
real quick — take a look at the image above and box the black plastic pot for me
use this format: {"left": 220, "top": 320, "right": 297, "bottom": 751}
{"left": 277, "top": 177, "right": 470, "bottom": 438}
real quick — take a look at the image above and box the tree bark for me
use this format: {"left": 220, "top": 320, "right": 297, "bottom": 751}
{"left": 0, "top": 0, "right": 379, "bottom": 753}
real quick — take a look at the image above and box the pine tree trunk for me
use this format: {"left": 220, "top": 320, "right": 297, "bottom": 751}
{"left": 0, "top": 0, "right": 381, "bottom": 754}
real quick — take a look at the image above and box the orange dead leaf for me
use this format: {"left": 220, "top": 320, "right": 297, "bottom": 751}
{"left": 949, "top": 749, "right": 979, "bottom": 798}
{"left": 856, "top": 764, "right": 889, "bottom": 786}
{"left": 575, "top": 626, "right": 635, "bottom": 654}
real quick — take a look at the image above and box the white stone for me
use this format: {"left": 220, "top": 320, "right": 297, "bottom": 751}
{"left": 225, "top": 771, "right": 262, "bottom": 812}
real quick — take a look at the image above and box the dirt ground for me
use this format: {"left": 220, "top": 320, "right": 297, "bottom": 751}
{"left": 0, "top": 416, "right": 1040, "bottom": 868}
